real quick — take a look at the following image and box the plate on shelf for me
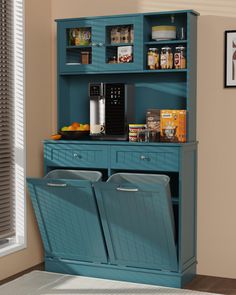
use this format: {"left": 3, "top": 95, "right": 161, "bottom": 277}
{"left": 66, "top": 63, "right": 81, "bottom": 65}
{"left": 152, "top": 26, "right": 176, "bottom": 41}
{"left": 59, "top": 130, "right": 90, "bottom": 140}
{"left": 152, "top": 38, "right": 176, "bottom": 41}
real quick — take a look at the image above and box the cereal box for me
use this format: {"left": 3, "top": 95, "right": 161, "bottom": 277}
{"left": 117, "top": 46, "right": 133, "bottom": 63}
{"left": 160, "top": 110, "right": 186, "bottom": 142}
{"left": 146, "top": 109, "right": 160, "bottom": 132}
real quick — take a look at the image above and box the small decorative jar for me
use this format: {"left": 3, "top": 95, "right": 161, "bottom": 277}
{"left": 147, "top": 48, "right": 159, "bottom": 70}
{"left": 174, "top": 46, "right": 186, "bottom": 69}
{"left": 160, "top": 47, "right": 173, "bottom": 69}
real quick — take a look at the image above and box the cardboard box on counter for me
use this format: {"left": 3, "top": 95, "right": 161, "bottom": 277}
{"left": 160, "top": 110, "right": 186, "bottom": 142}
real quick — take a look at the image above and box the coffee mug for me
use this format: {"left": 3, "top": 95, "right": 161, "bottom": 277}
{"left": 90, "top": 124, "right": 105, "bottom": 134}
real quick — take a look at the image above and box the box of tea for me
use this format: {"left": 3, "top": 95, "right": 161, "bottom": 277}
{"left": 160, "top": 110, "right": 186, "bottom": 142}
{"left": 146, "top": 109, "right": 160, "bottom": 131}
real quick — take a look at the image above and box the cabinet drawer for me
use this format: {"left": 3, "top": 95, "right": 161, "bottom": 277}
{"left": 45, "top": 144, "right": 108, "bottom": 168}
{"left": 111, "top": 146, "right": 179, "bottom": 172}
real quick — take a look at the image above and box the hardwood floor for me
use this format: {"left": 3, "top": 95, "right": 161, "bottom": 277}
{"left": 1, "top": 264, "right": 236, "bottom": 294}
{"left": 0, "top": 263, "right": 44, "bottom": 286}
{"left": 185, "top": 275, "right": 236, "bottom": 294}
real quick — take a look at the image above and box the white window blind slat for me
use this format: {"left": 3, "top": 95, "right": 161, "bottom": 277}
{"left": 0, "top": 200, "right": 11, "bottom": 206}
{"left": 0, "top": 0, "right": 15, "bottom": 240}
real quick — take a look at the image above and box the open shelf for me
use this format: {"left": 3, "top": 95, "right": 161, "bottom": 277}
{"left": 144, "top": 69, "right": 187, "bottom": 73}
{"left": 145, "top": 40, "right": 187, "bottom": 45}
{"left": 66, "top": 45, "right": 92, "bottom": 49}
{"left": 66, "top": 47, "right": 92, "bottom": 65}
{"left": 105, "top": 42, "right": 133, "bottom": 47}
{"left": 143, "top": 13, "right": 187, "bottom": 43}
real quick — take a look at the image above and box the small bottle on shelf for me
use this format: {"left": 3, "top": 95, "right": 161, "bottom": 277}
{"left": 108, "top": 56, "right": 117, "bottom": 64}
{"left": 81, "top": 51, "right": 90, "bottom": 64}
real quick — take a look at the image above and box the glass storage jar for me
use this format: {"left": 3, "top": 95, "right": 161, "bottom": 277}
{"left": 147, "top": 48, "right": 159, "bottom": 70}
{"left": 160, "top": 47, "right": 173, "bottom": 69}
{"left": 174, "top": 46, "right": 186, "bottom": 69}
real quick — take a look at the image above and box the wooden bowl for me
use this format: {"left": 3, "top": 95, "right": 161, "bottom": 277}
{"left": 59, "top": 130, "right": 90, "bottom": 140}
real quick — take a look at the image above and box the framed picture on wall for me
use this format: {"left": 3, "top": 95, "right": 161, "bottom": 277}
{"left": 225, "top": 30, "right": 236, "bottom": 87}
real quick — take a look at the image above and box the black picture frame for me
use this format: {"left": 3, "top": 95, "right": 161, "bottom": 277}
{"left": 224, "top": 30, "right": 236, "bottom": 88}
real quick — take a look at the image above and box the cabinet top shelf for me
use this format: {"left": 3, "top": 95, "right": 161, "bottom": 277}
{"left": 144, "top": 40, "right": 187, "bottom": 45}
{"left": 55, "top": 9, "right": 199, "bottom": 22}
{"left": 106, "top": 43, "right": 134, "bottom": 47}
{"left": 44, "top": 140, "right": 198, "bottom": 147}
{"left": 67, "top": 45, "right": 91, "bottom": 49}
{"left": 59, "top": 69, "right": 188, "bottom": 75}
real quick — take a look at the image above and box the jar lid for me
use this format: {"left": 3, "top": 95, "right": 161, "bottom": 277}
{"left": 175, "top": 46, "right": 186, "bottom": 49}
{"left": 129, "top": 124, "right": 146, "bottom": 127}
{"left": 149, "top": 48, "right": 158, "bottom": 51}
{"left": 129, "top": 132, "right": 138, "bottom": 136}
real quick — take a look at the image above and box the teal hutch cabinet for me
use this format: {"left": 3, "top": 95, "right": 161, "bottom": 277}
{"left": 27, "top": 10, "right": 198, "bottom": 288}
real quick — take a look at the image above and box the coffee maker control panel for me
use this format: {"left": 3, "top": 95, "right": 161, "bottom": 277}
{"left": 106, "top": 84, "right": 123, "bottom": 105}
{"left": 89, "top": 83, "right": 104, "bottom": 97}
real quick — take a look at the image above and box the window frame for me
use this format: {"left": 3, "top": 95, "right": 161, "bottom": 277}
{"left": 0, "top": 0, "right": 26, "bottom": 257}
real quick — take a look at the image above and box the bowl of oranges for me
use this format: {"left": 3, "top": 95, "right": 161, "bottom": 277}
{"left": 58, "top": 122, "right": 90, "bottom": 140}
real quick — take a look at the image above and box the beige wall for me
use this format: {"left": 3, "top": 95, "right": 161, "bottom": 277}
{"left": 0, "top": 0, "right": 52, "bottom": 281}
{"left": 1, "top": 0, "right": 236, "bottom": 282}
{"left": 197, "top": 15, "right": 236, "bottom": 278}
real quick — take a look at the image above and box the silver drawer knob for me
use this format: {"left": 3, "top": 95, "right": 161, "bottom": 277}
{"left": 140, "top": 155, "right": 150, "bottom": 161}
{"left": 73, "top": 153, "right": 82, "bottom": 159}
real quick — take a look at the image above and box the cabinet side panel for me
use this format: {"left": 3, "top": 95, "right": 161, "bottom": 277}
{"left": 58, "top": 76, "right": 71, "bottom": 128}
{"left": 187, "top": 13, "right": 197, "bottom": 141}
{"left": 179, "top": 146, "right": 197, "bottom": 270}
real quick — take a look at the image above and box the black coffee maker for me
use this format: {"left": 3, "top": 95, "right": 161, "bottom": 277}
{"left": 89, "top": 82, "right": 135, "bottom": 140}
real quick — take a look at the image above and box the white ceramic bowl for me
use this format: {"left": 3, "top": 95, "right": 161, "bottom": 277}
{"left": 152, "top": 26, "right": 176, "bottom": 40}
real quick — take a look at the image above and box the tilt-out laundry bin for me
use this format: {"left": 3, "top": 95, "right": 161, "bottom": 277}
{"left": 94, "top": 173, "right": 178, "bottom": 272}
{"left": 27, "top": 170, "right": 108, "bottom": 263}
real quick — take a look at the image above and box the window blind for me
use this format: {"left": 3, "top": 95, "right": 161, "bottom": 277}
{"left": 0, "top": 0, "right": 15, "bottom": 240}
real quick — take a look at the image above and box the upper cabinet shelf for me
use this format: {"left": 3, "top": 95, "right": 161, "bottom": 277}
{"left": 144, "top": 40, "right": 187, "bottom": 45}
{"left": 56, "top": 11, "right": 195, "bottom": 74}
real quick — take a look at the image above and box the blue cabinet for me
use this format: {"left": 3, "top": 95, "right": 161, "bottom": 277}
{"left": 110, "top": 145, "right": 179, "bottom": 171}
{"left": 94, "top": 173, "right": 178, "bottom": 271}
{"left": 58, "top": 19, "right": 96, "bottom": 73}
{"left": 33, "top": 141, "right": 197, "bottom": 288}
{"left": 27, "top": 178, "right": 108, "bottom": 263}
{"left": 28, "top": 9, "right": 198, "bottom": 289}
{"left": 57, "top": 15, "right": 143, "bottom": 73}
{"left": 44, "top": 143, "right": 108, "bottom": 168}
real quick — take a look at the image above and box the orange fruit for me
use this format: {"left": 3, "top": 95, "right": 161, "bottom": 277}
{"left": 51, "top": 134, "right": 62, "bottom": 140}
{"left": 71, "top": 122, "right": 80, "bottom": 128}
{"left": 83, "top": 124, "right": 90, "bottom": 131}
{"left": 67, "top": 125, "right": 77, "bottom": 131}
{"left": 77, "top": 126, "right": 84, "bottom": 131}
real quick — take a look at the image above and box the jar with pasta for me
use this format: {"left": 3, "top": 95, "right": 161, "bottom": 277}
{"left": 174, "top": 46, "right": 186, "bottom": 69}
{"left": 147, "top": 48, "right": 159, "bottom": 70}
{"left": 160, "top": 47, "right": 173, "bottom": 69}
